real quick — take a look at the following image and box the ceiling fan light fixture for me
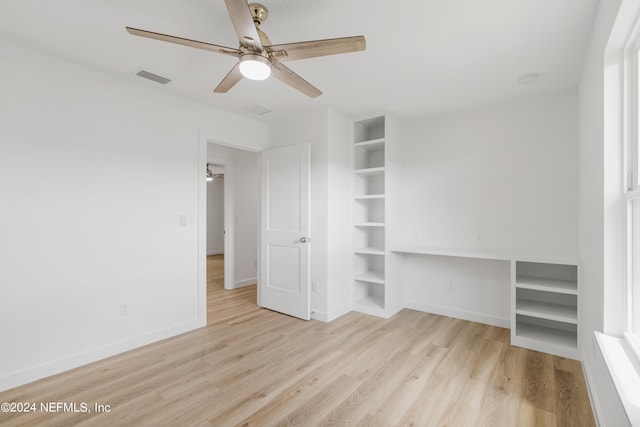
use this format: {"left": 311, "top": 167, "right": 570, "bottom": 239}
{"left": 126, "top": 0, "right": 366, "bottom": 97}
{"left": 239, "top": 54, "right": 271, "bottom": 80}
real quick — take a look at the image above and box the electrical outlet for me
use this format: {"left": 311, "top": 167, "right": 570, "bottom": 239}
{"left": 312, "top": 281, "right": 319, "bottom": 293}
{"left": 448, "top": 281, "right": 454, "bottom": 290}
{"left": 253, "top": 259, "right": 258, "bottom": 269}
{"left": 120, "top": 301, "right": 129, "bottom": 317}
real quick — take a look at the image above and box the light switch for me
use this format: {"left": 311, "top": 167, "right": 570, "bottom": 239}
{"left": 180, "top": 214, "right": 189, "bottom": 227}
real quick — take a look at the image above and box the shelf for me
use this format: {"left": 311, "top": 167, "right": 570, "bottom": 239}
{"left": 354, "top": 194, "right": 385, "bottom": 200}
{"left": 354, "top": 295, "right": 386, "bottom": 317}
{"left": 516, "top": 276, "right": 577, "bottom": 295}
{"left": 354, "top": 270, "right": 385, "bottom": 284}
{"left": 392, "top": 246, "right": 580, "bottom": 265}
{"left": 353, "top": 115, "right": 393, "bottom": 320}
{"left": 512, "top": 260, "right": 579, "bottom": 359}
{"left": 516, "top": 300, "right": 577, "bottom": 324}
{"left": 354, "top": 247, "right": 385, "bottom": 255}
{"left": 391, "top": 246, "right": 511, "bottom": 261}
{"left": 355, "top": 167, "right": 385, "bottom": 176}
{"left": 354, "top": 138, "right": 385, "bottom": 152}
{"left": 515, "top": 322, "right": 577, "bottom": 349}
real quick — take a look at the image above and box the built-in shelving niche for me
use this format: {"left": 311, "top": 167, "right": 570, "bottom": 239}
{"left": 512, "top": 261, "right": 579, "bottom": 358}
{"left": 353, "top": 116, "right": 388, "bottom": 317}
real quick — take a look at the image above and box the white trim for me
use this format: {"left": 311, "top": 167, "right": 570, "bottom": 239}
{"left": 256, "top": 154, "right": 263, "bottom": 308}
{"left": 207, "top": 151, "right": 235, "bottom": 291}
{"left": 198, "top": 128, "right": 262, "bottom": 320}
{"left": 311, "top": 304, "right": 353, "bottom": 322}
{"left": 624, "top": 188, "right": 640, "bottom": 201}
{"left": 623, "top": 23, "right": 638, "bottom": 193}
{"left": 404, "top": 301, "right": 510, "bottom": 328}
{"left": 197, "top": 131, "right": 208, "bottom": 326}
{"left": 204, "top": 138, "right": 262, "bottom": 153}
{"left": 624, "top": 331, "right": 640, "bottom": 365}
{"left": 595, "top": 332, "right": 640, "bottom": 425}
{"left": 581, "top": 359, "right": 604, "bottom": 427}
{"left": 621, "top": 0, "right": 640, "bottom": 368}
{"left": 310, "top": 311, "right": 329, "bottom": 322}
{"left": 233, "top": 278, "right": 257, "bottom": 288}
{"left": 628, "top": 198, "right": 638, "bottom": 334}
{"left": 0, "top": 319, "right": 204, "bottom": 392}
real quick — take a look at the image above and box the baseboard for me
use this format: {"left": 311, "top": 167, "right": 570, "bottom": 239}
{"left": 404, "top": 301, "right": 510, "bottom": 329}
{"left": 233, "top": 277, "right": 256, "bottom": 289}
{"left": 312, "top": 304, "right": 352, "bottom": 322}
{"left": 207, "top": 250, "right": 224, "bottom": 255}
{"left": 0, "top": 319, "right": 205, "bottom": 392}
{"left": 582, "top": 357, "right": 603, "bottom": 427}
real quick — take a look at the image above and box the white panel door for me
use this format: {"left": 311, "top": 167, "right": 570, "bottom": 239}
{"left": 260, "top": 143, "right": 310, "bottom": 320}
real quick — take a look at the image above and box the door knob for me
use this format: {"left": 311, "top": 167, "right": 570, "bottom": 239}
{"left": 299, "top": 237, "right": 308, "bottom": 243}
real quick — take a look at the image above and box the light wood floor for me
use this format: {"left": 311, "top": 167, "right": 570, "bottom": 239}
{"left": 0, "top": 254, "right": 595, "bottom": 426}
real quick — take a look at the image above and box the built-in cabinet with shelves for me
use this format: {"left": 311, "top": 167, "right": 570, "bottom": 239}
{"left": 352, "top": 115, "right": 402, "bottom": 318}
{"left": 512, "top": 261, "right": 579, "bottom": 359}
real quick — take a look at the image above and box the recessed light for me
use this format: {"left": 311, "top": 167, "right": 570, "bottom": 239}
{"left": 517, "top": 73, "right": 541, "bottom": 85}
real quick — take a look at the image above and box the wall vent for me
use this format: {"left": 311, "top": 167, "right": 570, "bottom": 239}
{"left": 135, "top": 69, "right": 172, "bottom": 85}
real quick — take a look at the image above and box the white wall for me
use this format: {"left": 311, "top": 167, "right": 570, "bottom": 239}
{"left": 326, "top": 110, "right": 353, "bottom": 319}
{"left": 207, "top": 144, "right": 259, "bottom": 287}
{"left": 206, "top": 171, "right": 224, "bottom": 255}
{"left": 396, "top": 90, "right": 579, "bottom": 326}
{"left": 578, "top": 0, "right": 631, "bottom": 425}
{"left": 0, "top": 39, "right": 267, "bottom": 391}
{"left": 399, "top": 90, "right": 579, "bottom": 257}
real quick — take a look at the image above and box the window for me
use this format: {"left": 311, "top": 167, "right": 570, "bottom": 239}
{"left": 598, "top": 4, "right": 640, "bottom": 423}
{"left": 629, "top": 199, "right": 640, "bottom": 334}
{"left": 626, "top": 38, "right": 640, "bottom": 353}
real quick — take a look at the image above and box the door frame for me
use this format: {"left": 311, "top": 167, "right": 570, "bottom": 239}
{"left": 197, "top": 133, "right": 261, "bottom": 325}
{"left": 207, "top": 154, "right": 235, "bottom": 290}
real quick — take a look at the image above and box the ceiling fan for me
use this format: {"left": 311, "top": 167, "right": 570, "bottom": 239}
{"left": 126, "top": 0, "right": 366, "bottom": 98}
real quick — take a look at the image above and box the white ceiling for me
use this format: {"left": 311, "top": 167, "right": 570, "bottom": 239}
{"left": 0, "top": 0, "right": 599, "bottom": 124}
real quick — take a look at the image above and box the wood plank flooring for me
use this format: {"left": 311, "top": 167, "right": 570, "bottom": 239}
{"left": 0, "top": 254, "right": 595, "bottom": 426}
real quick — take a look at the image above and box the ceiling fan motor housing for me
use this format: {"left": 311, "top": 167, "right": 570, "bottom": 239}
{"left": 249, "top": 3, "right": 268, "bottom": 25}
{"left": 248, "top": 3, "right": 271, "bottom": 46}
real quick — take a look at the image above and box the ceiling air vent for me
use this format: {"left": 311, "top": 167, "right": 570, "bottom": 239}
{"left": 135, "top": 69, "right": 171, "bottom": 85}
{"left": 243, "top": 104, "right": 272, "bottom": 116}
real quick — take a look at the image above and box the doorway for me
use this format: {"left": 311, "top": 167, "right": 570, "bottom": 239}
{"left": 205, "top": 142, "right": 260, "bottom": 322}
{"left": 205, "top": 163, "right": 225, "bottom": 308}
{"left": 206, "top": 163, "right": 225, "bottom": 257}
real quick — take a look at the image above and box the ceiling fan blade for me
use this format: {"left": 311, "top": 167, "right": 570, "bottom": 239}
{"left": 126, "top": 27, "right": 241, "bottom": 57}
{"left": 214, "top": 63, "right": 244, "bottom": 93}
{"left": 271, "top": 62, "right": 322, "bottom": 98}
{"left": 266, "top": 36, "right": 366, "bottom": 62}
{"left": 224, "top": 0, "right": 263, "bottom": 50}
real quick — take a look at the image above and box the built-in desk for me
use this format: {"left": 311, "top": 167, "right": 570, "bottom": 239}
{"left": 391, "top": 246, "right": 578, "bottom": 265}
{"left": 391, "top": 246, "right": 580, "bottom": 359}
